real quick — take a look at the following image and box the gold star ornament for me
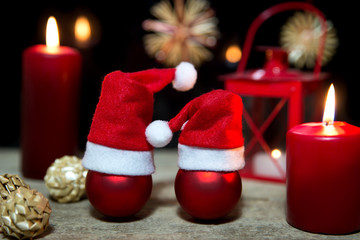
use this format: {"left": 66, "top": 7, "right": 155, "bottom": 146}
{"left": 143, "top": 0, "right": 220, "bottom": 67}
{"left": 280, "top": 11, "right": 339, "bottom": 69}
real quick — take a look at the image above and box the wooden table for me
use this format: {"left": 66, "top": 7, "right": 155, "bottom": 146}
{"left": 1, "top": 148, "right": 359, "bottom": 239}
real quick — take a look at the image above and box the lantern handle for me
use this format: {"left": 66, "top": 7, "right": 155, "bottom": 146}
{"left": 236, "top": 1, "right": 327, "bottom": 78}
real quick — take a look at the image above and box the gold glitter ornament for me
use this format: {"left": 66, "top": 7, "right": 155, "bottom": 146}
{"left": 44, "top": 155, "right": 87, "bottom": 203}
{"left": 0, "top": 174, "right": 30, "bottom": 202}
{"left": 0, "top": 187, "right": 51, "bottom": 239}
{"left": 280, "top": 11, "right": 338, "bottom": 69}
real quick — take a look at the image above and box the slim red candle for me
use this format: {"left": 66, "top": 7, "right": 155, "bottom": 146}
{"left": 286, "top": 84, "right": 360, "bottom": 234}
{"left": 21, "top": 17, "right": 82, "bottom": 179}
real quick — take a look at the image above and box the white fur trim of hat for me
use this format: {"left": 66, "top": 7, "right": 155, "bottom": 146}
{"left": 82, "top": 141, "right": 155, "bottom": 176}
{"left": 177, "top": 144, "right": 245, "bottom": 172}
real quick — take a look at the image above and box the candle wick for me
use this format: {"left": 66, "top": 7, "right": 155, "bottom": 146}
{"left": 324, "top": 120, "right": 333, "bottom": 126}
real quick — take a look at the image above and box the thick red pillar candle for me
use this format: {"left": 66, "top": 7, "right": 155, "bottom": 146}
{"left": 21, "top": 44, "right": 82, "bottom": 179}
{"left": 286, "top": 121, "right": 360, "bottom": 234}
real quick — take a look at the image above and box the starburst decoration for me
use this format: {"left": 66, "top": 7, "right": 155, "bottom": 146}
{"left": 142, "top": 0, "right": 220, "bottom": 67}
{"left": 280, "top": 11, "right": 339, "bottom": 69}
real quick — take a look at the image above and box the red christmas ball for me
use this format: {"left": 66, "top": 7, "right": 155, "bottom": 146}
{"left": 86, "top": 170, "right": 152, "bottom": 217}
{"left": 175, "top": 169, "right": 242, "bottom": 220}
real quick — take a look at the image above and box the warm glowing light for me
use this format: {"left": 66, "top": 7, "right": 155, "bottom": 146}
{"left": 322, "top": 84, "right": 335, "bottom": 125}
{"left": 225, "top": 45, "right": 242, "bottom": 63}
{"left": 271, "top": 149, "right": 282, "bottom": 159}
{"left": 46, "top": 16, "right": 60, "bottom": 51}
{"left": 75, "top": 16, "right": 91, "bottom": 43}
{"left": 199, "top": 172, "right": 218, "bottom": 183}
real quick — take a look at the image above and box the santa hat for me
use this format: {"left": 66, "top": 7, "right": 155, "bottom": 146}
{"left": 82, "top": 62, "right": 197, "bottom": 176}
{"left": 146, "top": 89, "right": 245, "bottom": 172}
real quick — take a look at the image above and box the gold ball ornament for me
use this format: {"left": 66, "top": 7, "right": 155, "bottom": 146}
{"left": 0, "top": 174, "right": 30, "bottom": 202}
{"left": 44, "top": 156, "right": 88, "bottom": 203}
{"left": 0, "top": 187, "right": 51, "bottom": 239}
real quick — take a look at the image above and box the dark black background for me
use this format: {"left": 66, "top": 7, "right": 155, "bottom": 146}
{"left": 1, "top": 0, "right": 358, "bottom": 149}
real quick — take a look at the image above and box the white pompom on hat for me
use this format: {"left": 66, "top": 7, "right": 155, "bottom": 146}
{"left": 173, "top": 62, "right": 197, "bottom": 91}
{"left": 145, "top": 120, "right": 173, "bottom": 148}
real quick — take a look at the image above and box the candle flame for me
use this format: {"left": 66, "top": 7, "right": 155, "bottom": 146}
{"left": 322, "top": 84, "right": 335, "bottom": 125}
{"left": 225, "top": 45, "right": 242, "bottom": 63}
{"left": 75, "top": 16, "right": 91, "bottom": 44}
{"left": 46, "top": 16, "right": 60, "bottom": 52}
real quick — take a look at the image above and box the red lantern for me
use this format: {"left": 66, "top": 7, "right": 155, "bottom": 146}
{"left": 175, "top": 169, "right": 242, "bottom": 220}
{"left": 86, "top": 170, "right": 152, "bottom": 217}
{"left": 219, "top": 2, "right": 329, "bottom": 183}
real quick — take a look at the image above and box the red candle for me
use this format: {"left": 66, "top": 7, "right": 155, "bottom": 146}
{"left": 286, "top": 84, "right": 360, "bottom": 234}
{"left": 21, "top": 17, "right": 82, "bottom": 179}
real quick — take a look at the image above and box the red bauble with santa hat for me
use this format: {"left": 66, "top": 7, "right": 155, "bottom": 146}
{"left": 83, "top": 62, "right": 197, "bottom": 218}
{"left": 146, "top": 89, "right": 245, "bottom": 220}
{"left": 175, "top": 169, "right": 242, "bottom": 220}
{"left": 86, "top": 171, "right": 152, "bottom": 217}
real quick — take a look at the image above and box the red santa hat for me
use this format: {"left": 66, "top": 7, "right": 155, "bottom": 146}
{"left": 146, "top": 89, "right": 245, "bottom": 172}
{"left": 82, "top": 62, "right": 197, "bottom": 176}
